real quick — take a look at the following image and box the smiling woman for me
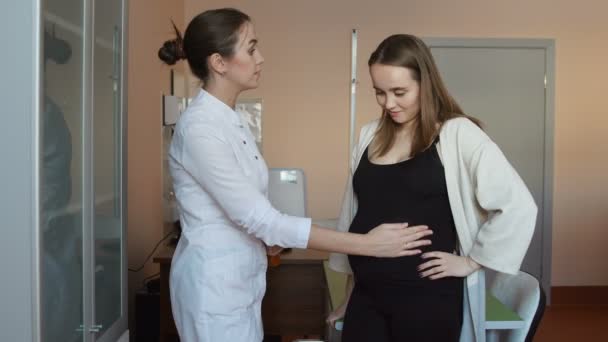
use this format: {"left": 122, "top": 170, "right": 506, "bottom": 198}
{"left": 327, "top": 34, "right": 537, "bottom": 342}
{"left": 367, "top": 34, "right": 481, "bottom": 161}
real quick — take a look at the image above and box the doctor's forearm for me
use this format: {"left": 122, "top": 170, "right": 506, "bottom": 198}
{"left": 307, "top": 225, "right": 369, "bottom": 255}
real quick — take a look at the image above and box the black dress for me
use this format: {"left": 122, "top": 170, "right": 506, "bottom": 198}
{"left": 342, "top": 140, "right": 463, "bottom": 342}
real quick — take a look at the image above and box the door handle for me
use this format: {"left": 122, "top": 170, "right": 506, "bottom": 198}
{"left": 89, "top": 324, "right": 103, "bottom": 333}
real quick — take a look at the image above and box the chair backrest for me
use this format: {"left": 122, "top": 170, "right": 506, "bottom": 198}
{"left": 487, "top": 271, "right": 546, "bottom": 342}
{"left": 267, "top": 168, "right": 307, "bottom": 217}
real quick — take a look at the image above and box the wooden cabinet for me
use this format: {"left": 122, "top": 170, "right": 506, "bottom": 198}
{"left": 263, "top": 249, "right": 329, "bottom": 340}
{"left": 153, "top": 249, "right": 179, "bottom": 342}
{"left": 153, "top": 248, "right": 329, "bottom": 342}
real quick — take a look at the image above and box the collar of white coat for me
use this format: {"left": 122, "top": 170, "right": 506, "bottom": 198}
{"left": 194, "top": 88, "right": 244, "bottom": 127}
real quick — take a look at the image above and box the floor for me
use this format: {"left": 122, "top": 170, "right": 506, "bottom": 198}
{"left": 264, "top": 306, "right": 608, "bottom": 341}
{"left": 534, "top": 306, "right": 608, "bottom": 342}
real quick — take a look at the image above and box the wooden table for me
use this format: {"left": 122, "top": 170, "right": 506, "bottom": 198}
{"left": 153, "top": 247, "right": 330, "bottom": 342}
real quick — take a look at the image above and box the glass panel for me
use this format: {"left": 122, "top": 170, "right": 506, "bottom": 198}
{"left": 93, "top": 0, "right": 123, "bottom": 336}
{"left": 41, "top": 0, "right": 84, "bottom": 341}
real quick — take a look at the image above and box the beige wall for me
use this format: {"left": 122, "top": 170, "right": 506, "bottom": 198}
{"left": 127, "top": 0, "right": 184, "bottom": 327}
{"left": 177, "top": 0, "right": 608, "bottom": 286}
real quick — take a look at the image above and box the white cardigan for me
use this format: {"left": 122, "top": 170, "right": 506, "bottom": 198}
{"left": 328, "top": 117, "right": 537, "bottom": 341}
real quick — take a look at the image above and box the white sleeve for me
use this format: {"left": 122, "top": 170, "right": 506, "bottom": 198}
{"left": 328, "top": 170, "right": 355, "bottom": 274}
{"left": 466, "top": 129, "right": 538, "bottom": 274}
{"left": 181, "top": 122, "right": 311, "bottom": 248}
{"left": 329, "top": 124, "right": 370, "bottom": 274}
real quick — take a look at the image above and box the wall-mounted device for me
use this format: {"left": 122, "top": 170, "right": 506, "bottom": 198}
{"left": 162, "top": 95, "right": 189, "bottom": 126}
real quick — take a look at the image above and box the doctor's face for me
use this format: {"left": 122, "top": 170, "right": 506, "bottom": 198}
{"left": 370, "top": 63, "right": 421, "bottom": 125}
{"left": 225, "top": 21, "right": 265, "bottom": 91}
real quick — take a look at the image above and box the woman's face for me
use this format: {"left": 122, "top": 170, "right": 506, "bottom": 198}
{"left": 369, "top": 63, "right": 421, "bottom": 125}
{"left": 224, "top": 21, "right": 265, "bottom": 91}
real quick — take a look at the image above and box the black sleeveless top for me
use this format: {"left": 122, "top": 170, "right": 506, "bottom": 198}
{"left": 348, "top": 140, "right": 462, "bottom": 295}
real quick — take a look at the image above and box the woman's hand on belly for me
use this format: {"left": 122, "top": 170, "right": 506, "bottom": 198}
{"left": 417, "top": 252, "right": 481, "bottom": 279}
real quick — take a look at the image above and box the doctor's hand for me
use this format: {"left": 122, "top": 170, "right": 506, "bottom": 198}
{"left": 418, "top": 252, "right": 481, "bottom": 279}
{"left": 365, "top": 223, "right": 432, "bottom": 258}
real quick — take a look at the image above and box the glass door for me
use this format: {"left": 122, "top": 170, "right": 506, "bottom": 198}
{"left": 41, "top": 0, "right": 85, "bottom": 341}
{"left": 40, "top": 0, "right": 127, "bottom": 341}
{"left": 92, "top": 0, "right": 127, "bottom": 339}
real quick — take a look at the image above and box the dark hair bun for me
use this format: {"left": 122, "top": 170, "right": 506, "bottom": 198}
{"left": 158, "top": 21, "right": 185, "bottom": 65}
{"left": 158, "top": 38, "right": 184, "bottom": 65}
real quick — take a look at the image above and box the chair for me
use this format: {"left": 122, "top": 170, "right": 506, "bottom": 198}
{"left": 267, "top": 168, "right": 307, "bottom": 216}
{"left": 486, "top": 270, "right": 547, "bottom": 342}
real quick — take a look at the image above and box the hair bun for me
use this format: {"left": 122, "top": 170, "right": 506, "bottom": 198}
{"left": 158, "top": 38, "right": 185, "bottom": 65}
{"left": 158, "top": 22, "right": 185, "bottom": 65}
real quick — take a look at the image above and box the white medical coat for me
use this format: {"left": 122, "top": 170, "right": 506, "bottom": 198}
{"left": 168, "top": 89, "right": 311, "bottom": 342}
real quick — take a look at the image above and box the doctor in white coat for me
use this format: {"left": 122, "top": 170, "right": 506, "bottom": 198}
{"left": 158, "top": 8, "right": 434, "bottom": 342}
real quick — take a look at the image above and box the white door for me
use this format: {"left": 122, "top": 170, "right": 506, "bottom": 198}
{"left": 427, "top": 39, "right": 554, "bottom": 297}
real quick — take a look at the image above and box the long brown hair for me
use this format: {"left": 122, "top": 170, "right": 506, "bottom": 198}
{"left": 368, "top": 34, "right": 481, "bottom": 158}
